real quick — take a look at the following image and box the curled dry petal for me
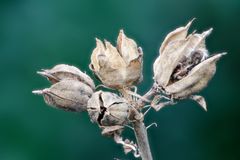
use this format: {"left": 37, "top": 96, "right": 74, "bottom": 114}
{"left": 113, "top": 134, "right": 140, "bottom": 158}
{"left": 90, "top": 30, "right": 143, "bottom": 89}
{"left": 33, "top": 79, "right": 93, "bottom": 112}
{"left": 87, "top": 91, "right": 130, "bottom": 126}
{"left": 37, "top": 64, "right": 95, "bottom": 90}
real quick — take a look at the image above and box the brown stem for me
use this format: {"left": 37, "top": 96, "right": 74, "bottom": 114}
{"left": 132, "top": 118, "right": 153, "bottom": 160}
{"left": 125, "top": 85, "right": 157, "bottom": 159}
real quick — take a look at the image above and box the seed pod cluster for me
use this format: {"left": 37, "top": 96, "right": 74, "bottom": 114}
{"left": 153, "top": 20, "right": 226, "bottom": 99}
{"left": 33, "top": 24, "right": 226, "bottom": 158}
{"left": 33, "top": 64, "right": 95, "bottom": 112}
{"left": 87, "top": 91, "right": 130, "bottom": 126}
{"left": 90, "top": 30, "right": 143, "bottom": 89}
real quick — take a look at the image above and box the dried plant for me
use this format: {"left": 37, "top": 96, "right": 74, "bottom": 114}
{"left": 33, "top": 20, "right": 226, "bottom": 160}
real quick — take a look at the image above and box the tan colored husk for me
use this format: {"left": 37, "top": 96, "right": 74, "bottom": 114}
{"left": 154, "top": 25, "right": 212, "bottom": 87}
{"left": 87, "top": 91, "right": 129, "bottom": 126}
{"left": 165, "top": 53, "right": 226, "bottom": 98}
{"left": 90, "top": 30, "right": 143, "bottom": 89}
{"left": 38, "top": 64, "right": 95, "bottom": 90}
{"left": 33, "top": 79, "right": 93, "bottom": 112}
{"left": 159, "top": 19, "right": 194, "bottom": 54}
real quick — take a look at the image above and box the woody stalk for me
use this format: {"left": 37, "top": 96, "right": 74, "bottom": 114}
{"left": 33, "top": 20, "right": 226, "bottom": 160}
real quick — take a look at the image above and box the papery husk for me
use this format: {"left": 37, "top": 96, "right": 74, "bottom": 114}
{"left": 154, "top": 27, "right": 212, "bottom": 87}
{"left": 165, "top": 53, "right": 226, "bottom": 98}
{"left": 33, "top": 79, "right": 93, "bottom": 112}
{"left": 159, "top": 19, "right": 194, "bottom": 54}
{"left": 90, "top": 30, "right": 143, "bottom": 89}
{"left": 38, "top": 64, "right": 95, "bottom": 90}
{"left": 87, "top": 91, "right": 130, "bottom": 126}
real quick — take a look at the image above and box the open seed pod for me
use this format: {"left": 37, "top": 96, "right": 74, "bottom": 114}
{"left": 87, "top": 91, "right": 130, "bottom": 126}
{"left": 153, "top": 20, "right": 226, "bottom": 99}
{"left": 33, "top": 79, "right": 93, "bottom": 112}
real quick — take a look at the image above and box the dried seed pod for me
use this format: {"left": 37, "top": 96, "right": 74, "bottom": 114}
{"left": 153, "top": 20, "right": 226, "bottom": 100}
{"left": 37, "top": 64, "right": 95, "bottom": 90}
{"left": 33, "top": 79, "right": 93, "bottom": 112}
{"left": 87, "top": 91, "right": 130, "bottom": 126}
{"left": 165, "top": 53, "right": 226, "bottom": 98}
{"left": 89, "top": 30, "right": 143, "bottom": 89}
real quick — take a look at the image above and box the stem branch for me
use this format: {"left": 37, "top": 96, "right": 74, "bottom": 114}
{"left": 137, "top": 86, "right": 157, "bottom": 109}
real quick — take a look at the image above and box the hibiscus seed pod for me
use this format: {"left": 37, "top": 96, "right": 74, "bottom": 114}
{"left": 89, "top": 30, "right": 143, "bottom": 89}
{"left": 33, "top": 79, "right": 93, "bottom": 112}
{"left": 153, "top": 19, "right": 226, "bottom": 99}
{"left": 87, "top": 91, "right": 130, "bottom": 126}
{"left": 37, "top": 64, "right": 95, "bottom": 90}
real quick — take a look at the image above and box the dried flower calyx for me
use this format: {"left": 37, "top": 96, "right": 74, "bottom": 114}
{"left": 37, "top": 64, "right": 95, "bottom": 90}
{"left": 87, "top": 91, "right": 130, "bottom": 126}
{"left": 90, "top": 30, "right": 143, "bottom": 89}
{"left": 153, "top": 20, "right": 226, "bottom": 102}
{"left": 33, "top": 79, "right": 94, "bottom": 112}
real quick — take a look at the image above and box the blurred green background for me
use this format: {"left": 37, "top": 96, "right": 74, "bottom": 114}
{"left": 0, "top": 0, "right": 239, "bottom": 159}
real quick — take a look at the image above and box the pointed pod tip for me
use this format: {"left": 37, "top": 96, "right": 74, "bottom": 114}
{"left": 221, "top": 52, "right": 228, "bottom": 56}
{"left": 201, "top": 28, "right": 213, "bottom": 38}
{"left": 212, "top": 52, "right": 227, "bottom": 60}
{"left": 95, "top": 38, "right": 101, "bottom": 44}
{"left": 119, "top": 29, "right": 124, "bottom": 34}
{"left": 206, "top": 28, "right": 213, "bottom": 35}
{"left": 32, "top": 90, "right": 43, "bottom": 95}
{"left": 95, "top": 38, "right": 105, "bottom": 49}
{"left": 190, "top": 95, "right": 207, "bottom": 111}
{"left": 118, "top": 29, "right": 126, "bottom": 39}
{"left": 37, "top": 71, "right": 48, "bottom": 77}
{"left": 104, "top": 39, "right": 112, "bottom": 47}
{"left": 185, "top": 18, "right": 196, "bottom": 29}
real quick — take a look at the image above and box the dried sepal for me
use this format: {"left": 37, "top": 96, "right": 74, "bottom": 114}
{"left": 33, "top": 79, "right": 93, "bottom": 112}
{"left": 101, "top": 125, "right": 124, "bottom": 136}
{"left": 90, "top": 30, "right": 143, "bottom": 89}
{"left": 117, "top": 30, "right": 141, "bottom": 65}
{"left": 159, "top": 18, "right": 194, "bottom": 54}
{"left": 190, "top": 95, "right": 207, "bottom": 111}
{"left": 37, "top": 64, "right": 95, "bottom": 90}
{"left": 150, "top": 95, "right": 175, "bottom": 111}
{"left": 87, "top": 91, "right": 130, "bottom": 126}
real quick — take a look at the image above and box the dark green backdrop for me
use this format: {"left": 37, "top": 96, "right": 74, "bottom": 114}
{"left": 0, "top": 0, "right": 239, "bottom": 159}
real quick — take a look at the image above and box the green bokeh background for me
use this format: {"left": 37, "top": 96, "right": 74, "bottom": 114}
{"left": 0, "top": 0, "right": 239, "bottom": 160}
